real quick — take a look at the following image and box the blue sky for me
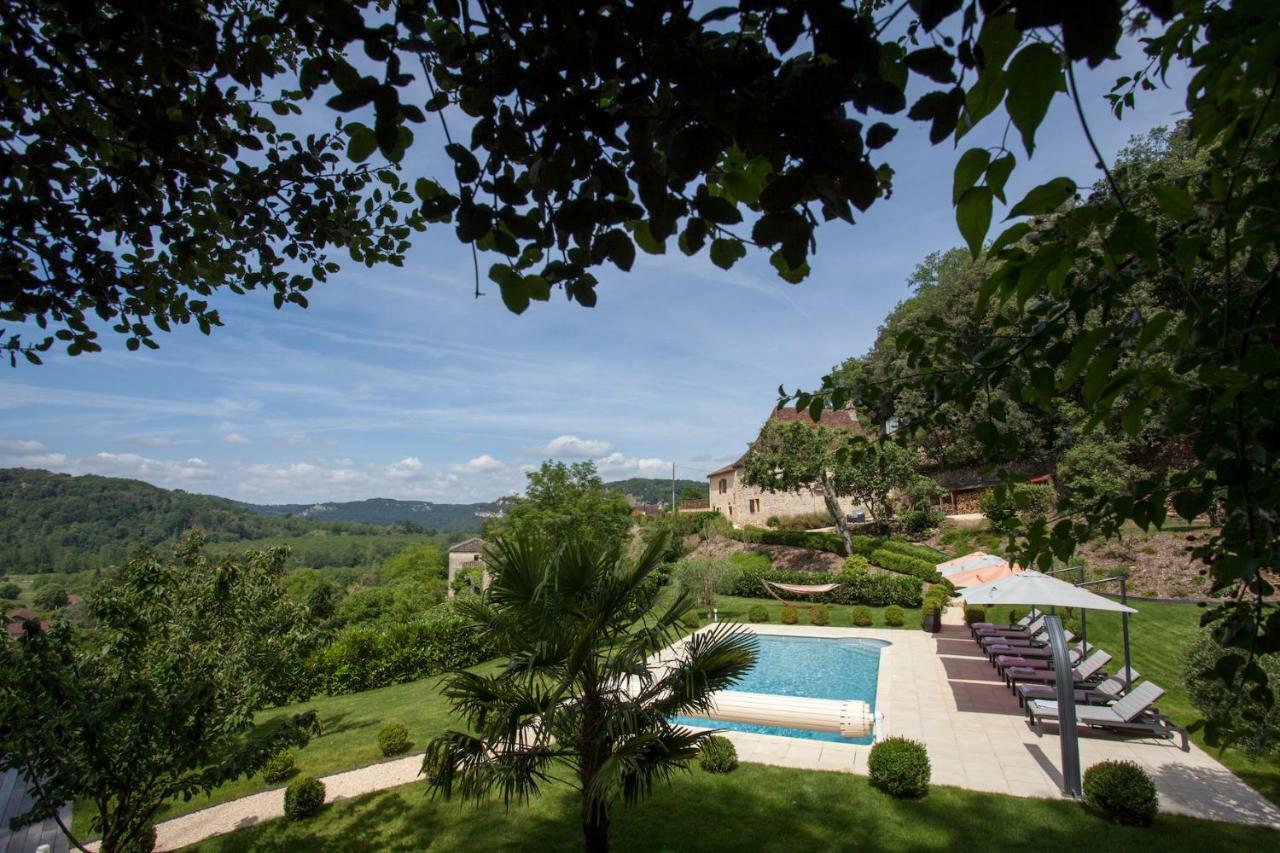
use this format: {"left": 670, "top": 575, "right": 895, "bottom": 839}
{"left": 0, "top": 38, "right": 1190, "bottom": 504}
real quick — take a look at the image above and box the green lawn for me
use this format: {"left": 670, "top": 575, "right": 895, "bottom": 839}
{"left": 980, "top": 599, "right": 1280, "bottom": 806}
{"left": 183, "top": 762, "right": 1277, "bottom": 852}
{"left": 69, "top": 661, "right": 501, "bottom": 840}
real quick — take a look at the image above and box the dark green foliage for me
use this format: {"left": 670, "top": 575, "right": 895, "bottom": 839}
{"left": 376, "top": 724, "right": 412, "bottom": 757}
{"left": 681, "top": 610, "right": 702, "bottom": 629}
{"left": 726, "top": 526, "right": 846, "bottom": 556}
{"left": 868, "top": 737, "right": 931, "bottom": 798}
{"left": 747, "top": 605, "right": 769, "bottom": 623}
{"left": 489, "top": 461, "right": 632, "bottom": 550}
{"left": 901, "top": 508, "right": 945, "bottom": 537}
{"left": 316, "top": 607, "right": 493, "bottom": 696}
{"left": 810, "top": 604, "right": 830, "bottom": 626}
{"left": 850, "top": 606, "right": 873, "bottom": 627}
{"left": 884, "top": 605, "right": 905, "bottom": 627}
{"left": 765, "top": 512, "right": 833, "bottom": 532}
{"left": 869, "top": 549, "right": 941, "bottom": 581}
{"left": 698, "top": 736, "right": 738, "bottom": 774}
{"left": 284, "top": 778, "right": 326, "bottom": 821}
{"left": 1083, "top": 761, "right": 1158, "bottom": 827}
{"left": 32, "top": 581, "right": 68, "bottom": 610}
{"left": 672, "top": 558, "right": 741, "bottom": 610}
{"left": 1183, "top": 632, "right": 1280, "bottom": 757}
{"left": 249, "top": 498, "right": 491, "bottom": 532}
{"left": 261, "top": 752, "right": 297, "bottom": 785}
{"left": 0, "top": 581, "right": 19, "bottom": 599}
{"left": 843, "top": 554, "right": 869, "bottom": 572}
{"left": 979, "top": 484, "right": 1057, "bottom": 528}
{"left": 780, "top": 606, "right": 798, "bottom": 625}
{"left": 0, "top": 537, "right": 320, "bottom": 852}
{"left": 423, "top": 532, "right": 756, "bottom": 853}
{"left": 964, "top": 606, "right": 987, "bottom": 626}
{"left": 724, "top": 563, "right": 920, "bottom": 609}
{"left": 608, "top": 479, "right": 706, "bottom": 506}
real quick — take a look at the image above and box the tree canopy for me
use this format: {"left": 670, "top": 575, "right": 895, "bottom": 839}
{"left": 4, "top": 0, "right": 1181, "bottom": 362}
{"left": 489, "top": 460, "right": 633, "bottom": 549}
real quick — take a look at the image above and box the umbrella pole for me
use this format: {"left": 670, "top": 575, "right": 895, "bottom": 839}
{"left": 1046, "top": 615, "right": 1082, "bottom": 798}
{"left": 1120, "top": 576, "right": 1132, "bottom": 692}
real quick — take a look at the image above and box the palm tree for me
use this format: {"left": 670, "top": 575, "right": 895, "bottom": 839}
{"left": 423, "top": 531, "right": 757, "bottom": 853}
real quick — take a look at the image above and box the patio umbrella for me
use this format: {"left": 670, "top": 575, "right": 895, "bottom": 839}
{"left": 959, "top": 570, "right": 1136, "bottom": 613}
{"left": 961, "top": 569, "right": 1137, "bottom": 692}
{"left": 936, "top": 552, "right": 1007, "bottom": 576}
{"left": 947, "top": 560, "right": 1019, "bottom": 589}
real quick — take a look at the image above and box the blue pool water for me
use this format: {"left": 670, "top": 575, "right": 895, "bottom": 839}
{"left": 672, "top": 634, "right": 888, "bottom": 744}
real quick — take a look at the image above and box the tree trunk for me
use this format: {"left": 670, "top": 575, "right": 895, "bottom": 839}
{"left": 819, "top": 474, "right": 853, "bottom": 556}
{"left": 582, "top": 814, "right": 610, "bottom": 853}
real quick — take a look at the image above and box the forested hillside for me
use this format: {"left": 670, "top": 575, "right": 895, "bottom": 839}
{"left": 605, "top": 478, "right": 707, "bottom": 505}
{"left": 0, "top": 469, "right": 414, "bottom": 573}
{"left": 246, "top": 496, "right": 505, "bottom": 530}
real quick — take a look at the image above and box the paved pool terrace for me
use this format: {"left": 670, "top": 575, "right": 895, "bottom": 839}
{"left": 674, "top": 621, "right": 1280, "bottom": 830}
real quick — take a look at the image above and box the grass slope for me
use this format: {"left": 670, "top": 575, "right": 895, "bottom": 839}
{"left": 184, "top": 763, "right": 1277, "bottom": 852}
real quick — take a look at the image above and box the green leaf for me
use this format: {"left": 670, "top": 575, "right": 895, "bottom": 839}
{"left": 977, "top": 12, "right": 1020, "bottom": 71}
{"left": 985, "top": 153, "right": 1015, "bottom": 203}
{"left": 445, "top": 143, "right": 480, "bottom": 183}
{"left": 344, "top": 124, "right": 377, "bottom": 163}
{"left": 1152, "top": 183, "right": 1195, "bottom": 221}
{"left": 953, "top": 148, "right": 990, "bottom": 205}
{"left": 488, "top": 263, "right": 529, "bottom": 314}
{"left": 1104, "top": 211, "right": 1159, "bottom": 269}
{"left": 988, "top": 222, "right": 1030, "bottom": 254}
{"left": 770, "top": 250, "right": 809, "bottom": 283}
{"left": 1004, "top": 44, "right": 1063, "bottom": 156}
{"left": 956, "top": 186, "right": 993, "bottom": 258}
{"left": 695, "top": 193, "right": 743, "bottom": 225}
{"left": 632, "top": 221, "right": 666, "bottom": 255}
{"left": 710, "top": 238, "right": 746, "bottom": 270}
{"left": 1083, "top": 348, "right": 1121, "bottom": 405}
{"left": 866, "top": 123, "right": 898, "bottom": 149}
{"left": 1007, "top": 177, "right": 1076, "bottom": 219}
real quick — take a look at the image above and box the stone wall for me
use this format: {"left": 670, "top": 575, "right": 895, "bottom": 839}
{"left": 446, "top": 550, "right": 489, "bottom": 599}
{"left": 708, "top": 468, "right": 862, "bottom": 527}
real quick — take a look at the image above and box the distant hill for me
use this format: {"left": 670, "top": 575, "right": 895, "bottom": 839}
{"left": 244, "top": 496, "right": 508, "bottom": 530}
{"left": 605, "top": 477, "right": 708, "bottom": 505}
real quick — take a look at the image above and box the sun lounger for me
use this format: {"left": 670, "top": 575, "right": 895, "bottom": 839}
{"left": 1026, "top": 681, "right": 1188, "bottom": 750}
{"left": 1005, "top": 650, "right": 1111, "bottom": 691}
{"left": 975, "top": 617, "right": 1044, "bottom": 639}
{"left": 1016, "top": 668, "right": 1140, "bottom": 708}
{"left": 994, "top": 642, "right": 1092, "bottom": 674}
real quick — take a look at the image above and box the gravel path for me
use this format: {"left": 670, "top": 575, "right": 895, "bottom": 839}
{"left": 86, "top": 754, "right": 426, "bottom": 852}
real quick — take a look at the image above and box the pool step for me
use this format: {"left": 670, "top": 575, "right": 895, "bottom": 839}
{"left": 688, "top": 690, "right": 874, "bottom": 739}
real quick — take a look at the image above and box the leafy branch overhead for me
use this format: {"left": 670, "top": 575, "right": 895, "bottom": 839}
{"left": 785, "top": 0, "right": 1280, "bottom": 735}
{"left": 4, "top": 0, "right": 1166, "bottom": 360}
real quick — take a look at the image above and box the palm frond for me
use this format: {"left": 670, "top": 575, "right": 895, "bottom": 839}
{"left": 644, "top": 624, "right": 758, "bottom": 718}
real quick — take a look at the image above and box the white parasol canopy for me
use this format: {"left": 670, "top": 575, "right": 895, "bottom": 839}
{"left": 937, "top": 552, "right": 1007, "bottom": 576}
{"left": 959, "top": 570, "right": 1137, "bottom": 613}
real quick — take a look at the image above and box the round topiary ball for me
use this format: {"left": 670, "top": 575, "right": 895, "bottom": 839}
{"left": 883, "top": 605, "right": 904, "bottom": 627}
{"left": 1083, "top": 760, "right": 1158, "bottom": 826}
{"left": 377, "top": 723, "right": 412, "bottom": 757}
{"left": 780, "top": 605, "right": 798, "bottom": 625}
{"left": 868, "top": 736, "right": 930, "bottom": 798}
{"left": 698, "top": 735, "right": 739, "bottom": 773}
{"left": 260, "top": 750, "right": 297, "bottom": 784}
{"left": 681, "top": 610, "right": 702, "bottom": 629}
{"left": 851, "top": 606, "right": 873, "bottom": 627}
{"left": 810, "top": 604, "right": 830, "bottom": 626}
{"left": 747, "top": 604, "right": 769, "bottom": 623}
{"left": 283, "top": 776, "right": 326, "bottom": 821}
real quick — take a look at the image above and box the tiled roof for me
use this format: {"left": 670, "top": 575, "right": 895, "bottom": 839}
{"left": 448, "top": 537, "right": 488, "bottom": 553}
{"left": 7, "top": 608, "right": 40, "bottom": 623}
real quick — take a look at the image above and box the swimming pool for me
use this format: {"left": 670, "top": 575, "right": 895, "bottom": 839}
{"left": 672, "top": 633, "right": 889, "bottom": 744}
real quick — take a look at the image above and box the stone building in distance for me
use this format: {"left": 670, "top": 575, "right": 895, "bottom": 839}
{"left": 446, "top": 537, "right": 489, "bottom": 599}
{"left": 707, "top": 407, "right": 865, "bottom": 527}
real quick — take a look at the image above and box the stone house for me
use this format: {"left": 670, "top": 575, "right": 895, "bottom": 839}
{"left": 447, "top": 537, "right": 489, "bottom": 599}
{"left": 707, "top": 406, "right": 866, "bottom": 528}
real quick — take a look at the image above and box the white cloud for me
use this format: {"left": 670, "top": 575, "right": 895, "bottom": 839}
{"left": 0, "top": 439, "right": 45, "bottom": 453}
{"left": 87, "top": 451, "right": 216, "bottom": 482}
{"left": 529, "top": 435, "right": 615, "bottom": 458}
{"left": 593, "top": 452, "right": 671, "bottom": 478}
{"left": 223, "top": 432, "right": 252, "bottom": 445}
{"left": 458, "top": 453, "right": 504, "bottom": 473}
{"left": 386, "top": 456, "right": 425, "bottom": 479}
{"left": 133, "top": 435, "right": 174, "bottom": 448}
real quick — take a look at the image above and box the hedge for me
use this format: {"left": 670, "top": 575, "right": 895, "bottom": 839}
{"left": 849, "top": 535, "right": 949, "bottom": 564}
{"left": 869, "top": 549, "right": 941, "bottom": 581}
{"left": 727, "top": 526, "right": 847, "bottom": 555}
{"left": 726, "top": 565, "right": 922, "bottom": 608}
{"left": 315, "top": 606, "right": 494, "bottom": 695}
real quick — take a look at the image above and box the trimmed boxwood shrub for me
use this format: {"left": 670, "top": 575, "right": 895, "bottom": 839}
{"left": 284, "top": 777, "right": 326, "bottom": 821}
{"left": 698, "top": 735, "right": 738, "bottom": 773}
{"left": 964, "top": 606, "right": 987, "bottom": 626}
{"left": 780, "top": 605, "right": 798, "bottom": 625}
{"left": 260, "top": 751, "right": 297, "bottom": 784}
{"left": 377, "top": 723, "right": 412, "bottom": 757}
{"left": 884, "top": 605, "right": 904, "bottom": 627}
{"left": 810, "top": 604, "right": 830, "bottom": 625}
{"left": 681, "top": 610, "right": 702, "bottom": 629}
{"left": 747, "top": 604, "right": 769, "bottom": 623}
{"left": 727, "top": 526, "right": 847, "bottom": 555}
{"left": 868, "top": 737, "right": 930, "bottom": 798}
{"left": 1083, "top": 760, "right": 1158, "bottom": 826}
{"left": 725, "top": 565, "right": 921, "bottom": 609}
{"left": 842, "top": 554, "right": 869, "bottom": 572}
{"left": 850, "top": 606, "right": 873, "bottom": 627}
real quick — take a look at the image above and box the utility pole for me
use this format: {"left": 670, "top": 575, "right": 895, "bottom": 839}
{"left": 671, "top": 462, "right": 676, "bottom": 515}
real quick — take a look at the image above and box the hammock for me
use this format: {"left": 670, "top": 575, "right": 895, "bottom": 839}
{"left": 761, "top": 579, "right": 842, "bottom": 608}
